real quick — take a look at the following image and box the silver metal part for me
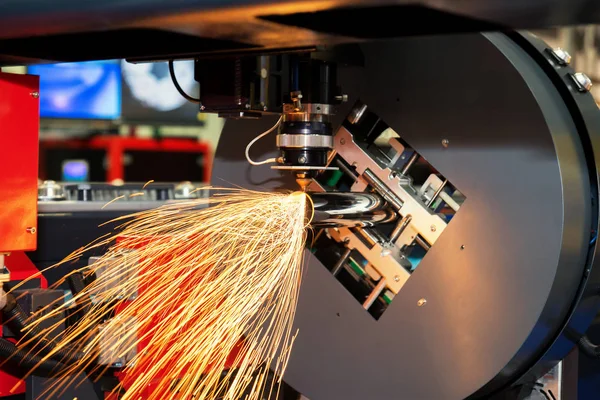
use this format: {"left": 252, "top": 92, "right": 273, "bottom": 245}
{"left": 276, "top": 134, "right": 333, "bottom": 149}
{"left": 328, "top": 227, "right": 411, "bottom": 294}
{"left": 38, "top": 180, "right": 66, "bottom": 201}
{"left": 549, "top": 48, "right": 572, "bottom": 66}
{"left": 571, "top": 72, "right": 593, "bottom": 92}
{"left": 97, "top": 317, "right": 138, "bottom": 367}
{"left": 348, "top": 101, "right": 368, "bottom": 124}
{"left": 335, "top": 127, "right": 447, "bottom": 247}
{"left": 309, "top": 191, "right": 396, "bottom": 227}
{"left": 174, "top": 181, "right": 199, "bottom": 199}
{"left": 362, "top": 169, "right": 404, "bottom": 210}
{"left": 0, "top": 287, "right": 6, "bottom": 311}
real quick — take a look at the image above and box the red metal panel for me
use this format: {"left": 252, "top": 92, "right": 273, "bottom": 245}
{"left": 0, "top": 72, "right": 39, "bottom": 252}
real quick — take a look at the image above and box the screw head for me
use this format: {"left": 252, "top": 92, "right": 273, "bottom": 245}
{"left": 380, "top": 249, "right": 391, "bottom": 257}
{"left": 340, "top": 138, "right": 346, "bottom": 145}
{"left": 572, "top": 72, "right": 593, "bottom": 92}
{"left": 26, "top": 227, "right": 36, "bottom": 234}
{"left": 30, "top": 92, "right": 39, "bottom": 99}
{"left": 394, "top": 275, "right": 400, "bottom": 282}
{"left": 550, "top": 48, "right": 572, "bottom": 66}
{"left": 442, "top": 139, "right": 450, "bottom": 148}
{"left": 417, "top": 298, "right": 427, "bottom": 307}
{"left": 430, "top": 224, "right": 437, "bottom": 232}
{"left": 460, "top": 244, "right": 465, "bottom": 250}
{"left": 298, "top": 156, "right": 307, "bottom": 164}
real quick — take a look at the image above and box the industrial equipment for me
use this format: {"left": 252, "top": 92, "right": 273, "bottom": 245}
{"left": 3, "top": 1, "right": 600, "bottom": 399}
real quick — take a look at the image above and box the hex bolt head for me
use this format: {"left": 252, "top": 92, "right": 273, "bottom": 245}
{"left": 298, "top": 156, "right": 307, "bottom": 164}
{"left": 549, "top": 48, "right": 572, "bottom": 66}
{"left": 572, "top": 72, "right": 593, "bottom": 92}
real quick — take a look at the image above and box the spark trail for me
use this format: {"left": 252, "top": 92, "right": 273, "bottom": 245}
{"left": 11, "top": 188, "right": 310, "bottom": 400}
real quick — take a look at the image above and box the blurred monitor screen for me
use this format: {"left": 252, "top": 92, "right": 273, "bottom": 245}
{"left": 28, "top": 60, "right": 121, "bottom": 120}
{"left": 62, "top": 159, "right": 90, "bottom": 182}
{"left": 120, "top": 60, "right": 203, "bottom": 125}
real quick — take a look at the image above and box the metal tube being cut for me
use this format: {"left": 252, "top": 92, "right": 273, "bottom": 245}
{"left": 307, "top": 192, "right": 397, "bottom": 227}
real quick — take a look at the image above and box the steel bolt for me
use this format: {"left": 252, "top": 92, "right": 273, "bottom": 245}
{"left": 335, "top": 94, "right": 349, "bottom": 102}
{"left": 572, "top": 72, "right": 593, "bottom": 92}
{"left": 442, "top": 139, "right": 450, "bottom": 148}
{"left": 26, "top": 227, "right": 36, "bottom": 234}
{"left": 417, "top": 298, "right": 427, "bottom": 307}
{"left": 298, "top": 156, "right": 307, "bottom": 164}
{"left": 549, "top": 48, "right": 572, "bottom": 66}
{"left": 30, "top": 92, "right": 39, "bottom": 99}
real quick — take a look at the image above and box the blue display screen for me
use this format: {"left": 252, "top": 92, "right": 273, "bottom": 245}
{"left": 62, "top": 160, "right": 89, "bottom": 182}
{"left": 28, "top": 60, "right": 121, "bottom": 120}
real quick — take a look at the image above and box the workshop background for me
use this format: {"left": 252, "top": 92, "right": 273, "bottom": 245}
{"left": 1, "top": 60, "right": 225, "bottom": 185}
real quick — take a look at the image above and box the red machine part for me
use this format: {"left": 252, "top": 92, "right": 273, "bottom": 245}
{"left": 103, "top": 236, "right": 245, "bottom": 399}
{"left": 39, "top": 136, "right": 212, "bottom": 183}
{"left": 0, "top": 72, "right": 40, "bottom": 253}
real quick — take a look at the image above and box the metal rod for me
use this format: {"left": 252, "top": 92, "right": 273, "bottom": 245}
{"left": 363, "top": 278, "right": 387, "bottom": 310}
{"left": 354, "top": 227, "right": 378, "bottom": 247}
{"left": 362, "top": 169, "right": 404, "bottom": 210}
{"left": 415, "top": 235, "right": 431, "bottom": 251}
{"left": 400, "top": 153, "right": 419, "bottom": 176}
{"left": 390, "top": 214, "right": 412, "bottom": 243}
{"left": 335, "top": 158, "right": 359, "bottom": 180}
{"left": 332, "top": 248, "right": 352, "bottom": 276}
{"left": 426, "top": 178, "right": 448, "bottom": 207}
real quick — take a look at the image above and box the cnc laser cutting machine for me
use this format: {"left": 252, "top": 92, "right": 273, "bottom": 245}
{"left": 3, "top": 1, "right": 600, "bottom": 399}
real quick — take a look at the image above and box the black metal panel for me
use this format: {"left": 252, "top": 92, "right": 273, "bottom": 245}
{"left": 212, "top": 33, "right": 597, "bottom": 399}
{"left": 4, "top": 1, "right": 600, "bottom": 64}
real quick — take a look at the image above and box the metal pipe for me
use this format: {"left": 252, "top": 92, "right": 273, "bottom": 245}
{"left": 390, "top": 214, "right": 412, "bottom": 243}
{"left": 308, "top": 192, "right": 396, "bottom": 228}
{"left": 362, "top": 169, "right": 404, "bottom": 210}
{"left": 363, "top": 279, "right": 387, "bottom": 310}
{"left": 426, "top": 178, "right": 448, "bottom": 207}
{"left": 332, "top": 248, "right": 352, "bottom": 276}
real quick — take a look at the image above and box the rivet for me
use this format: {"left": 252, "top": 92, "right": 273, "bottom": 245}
{"left": 460, "top": 244, "right": 465, "bottom": 250}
